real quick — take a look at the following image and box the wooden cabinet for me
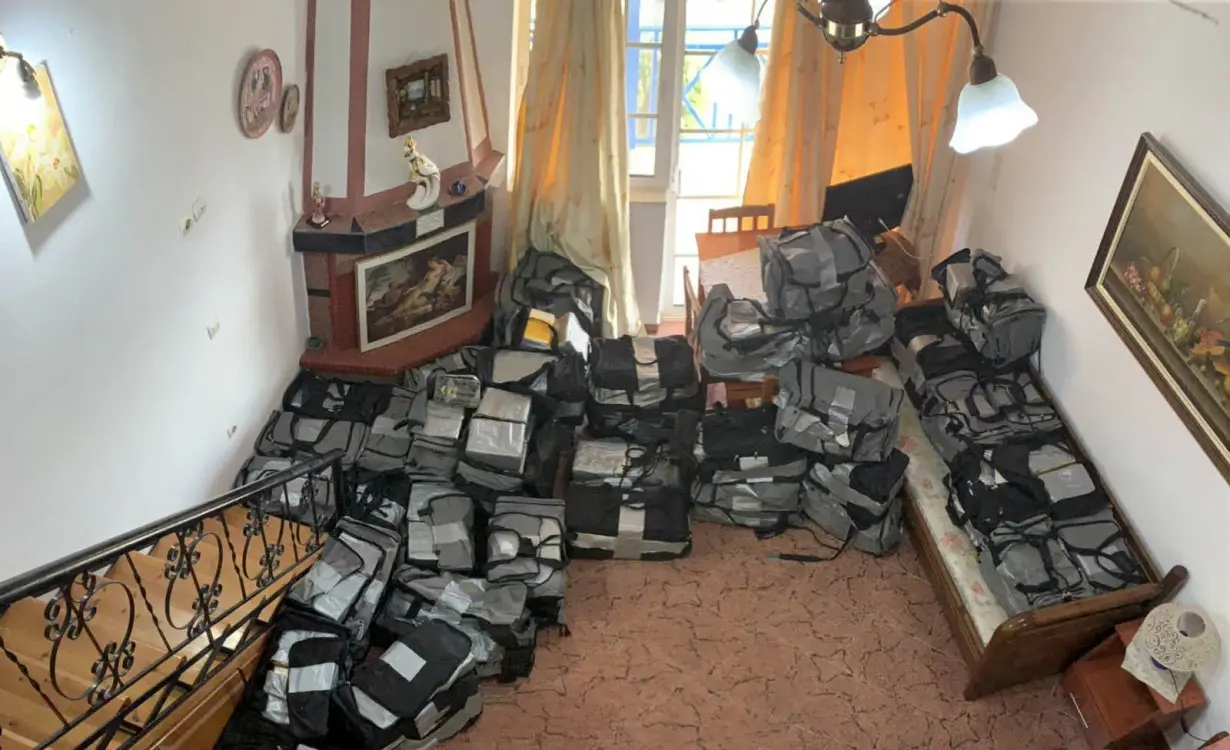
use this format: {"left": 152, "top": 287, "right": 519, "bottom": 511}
{"left": 1062, "top": 619, "right": 1207, "bottom": 750}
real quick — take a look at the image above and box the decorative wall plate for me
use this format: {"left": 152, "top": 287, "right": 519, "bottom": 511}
{"left": 238, "top": 49, "right": 283, "bottom": 138}
{"left": 280, "top": 84, "right": 301, "bottom": 133}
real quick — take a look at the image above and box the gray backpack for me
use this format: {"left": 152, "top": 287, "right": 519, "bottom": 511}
{"left": 774, "top": 359, "right": 904, "bottom": 462}
{"left": 694, "top": 283, "right": 801, "bottom": 381}
{"left": 932, "top": 249, "right": 1045, "bottom": 368}
{"left": 759, "top": 219, "right": 876, "bottom": 322}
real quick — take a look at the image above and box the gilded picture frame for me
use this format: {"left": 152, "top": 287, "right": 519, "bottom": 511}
{"left": 1085, "top": 133, "right": 1230, "bottom": 481}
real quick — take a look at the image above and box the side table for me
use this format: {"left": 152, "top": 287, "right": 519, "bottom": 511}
{"left": 1063, "top": 619, "right": 1208, "bottom": 749}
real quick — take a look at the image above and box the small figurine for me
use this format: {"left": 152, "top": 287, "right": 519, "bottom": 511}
{"left": 404, "top": 137, "right": 441, "bottom": 211}
{"left": 307, "top": 182, "right": 330, "bottom": 229}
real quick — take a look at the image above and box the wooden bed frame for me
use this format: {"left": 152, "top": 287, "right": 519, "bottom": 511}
{"left": 899, "top": 302, "right": 1189, "bottom": 700}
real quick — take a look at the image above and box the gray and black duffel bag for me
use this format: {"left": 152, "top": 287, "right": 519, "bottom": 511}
{"left": 807, "top": 262, "right": 898, "bottom": 363}
{"left": 891, "top": 302, "right": 988, "bottom": 406}
{"left": 235, "top": 455, "right": 337, "bottom": 528}
{"left": 496, "top": 246, "right": 603, "bottom": 344}
{"left": 566, "top": 484, "right": 692, "bottom": 560}
{"left": 774, "top": 358, "right": 903, "bottom": 462}
{"left": 376, "top": 567, "right": 537, "bottom": 682}
{"left": 759, "top": 218, "right": 877, "bottom": 322}
{"left": 487, "top": 496, "right": 567, "bottom": 624}
{"left": 357, "top": 386, "right": 416, "bottom": 472}
{"left": 473, "top": 347, "right": 588, "bottom": 424}
{"left": 405, "top": 483, "right": 475, "bottom": 573}
{"left": 281, "top": 370, "right": 392, "bottom": 425}
{"left": 333, "top": 620, "right": 482, "bottom": 750}
{"left": 286, "top": 518, "right": 401, "bottom": 653}
{"left": 243, "top": 609, "right": 350, "bottom": 743}
{"left": 694, "top": 283, "right": 801, "bottom": 381}
{"left": 1053, "top": 509, "right": 1148, "bottom": 594}
{"left": 690, "top": 465, "right": 805, "bottom": 530}
{"left": 918, "top": 369, "right": 1062, "bottom": 465}
{"left": 587, "top": 335, "right": 703, "bottom": 444}
{"left": 948, "top": 435, "right": 1109, "bottom": 528}
{"left": 254, "top": 410, "right": 370, "bottom": 467}
{"left": 801, "top": 450, "right": 909, "bottom": 556}
{"left": 932, "top": 248, "right": 1046, "bottom": 368}
{"left": 568, "top": 439, "right": 690, "bottom": 559}
{"left": 971, "top": 516, "right": 1087, "bottom": 616}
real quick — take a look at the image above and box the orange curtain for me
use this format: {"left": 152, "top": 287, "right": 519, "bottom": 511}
{"left": 830, "top": 3, "right": 912, "bottom": 186}
{"left": 742, "top": 0, "right": 846, "bottom": 226}
{"left": 900, "top": 0, "right": 997, "bottom": 294}
{"left": 508, "top": 0, "right": 642, "bottom": 336}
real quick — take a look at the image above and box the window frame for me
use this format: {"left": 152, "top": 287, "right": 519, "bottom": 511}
{"left": 629, "top": 0, "right": 687, "bottom": 202}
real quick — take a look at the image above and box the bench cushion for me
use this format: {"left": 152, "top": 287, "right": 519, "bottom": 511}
{"left": 871, "top": 360, "right": 1007, "bottom": 646}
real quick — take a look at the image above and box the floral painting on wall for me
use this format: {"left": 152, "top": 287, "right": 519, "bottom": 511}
{"left": 0, "top": 63, "right": 82, "bottom": 223}
{"left": 1086, "top": 133, "right": 1230, "bottom": 481}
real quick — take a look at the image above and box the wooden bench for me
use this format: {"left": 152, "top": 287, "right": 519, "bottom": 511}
{"left": 870, "top": 357, "right": 1187, "bottom": 699}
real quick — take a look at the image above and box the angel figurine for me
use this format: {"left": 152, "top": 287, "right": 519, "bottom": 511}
{"left": 404, "top": 137, "right": 441, "bottom": 211}
{"left": 307, "top": 181, "right": 330, "bottom": 229}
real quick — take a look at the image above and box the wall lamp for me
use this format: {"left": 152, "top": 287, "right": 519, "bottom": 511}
{"left": 0, "top": 41, "right": 42, "bottom": 100}
{"left": 797, "top": 0, "right": 1036, "bottom": 153}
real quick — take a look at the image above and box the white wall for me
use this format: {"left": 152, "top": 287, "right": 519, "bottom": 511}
{"left": 312, "top": 0, "right": 351, "bottom": 197}
{"left": 0, "top": 0, "right": 309, "bottom": 580}
{"left": 365, "top": 0, "right": 467, "bottom": 196}
{"left": 471, "top": 0, "right": 519, "bottom": 271}
{"left": 961, "top": 3, "right": 1230, "bottom": 745}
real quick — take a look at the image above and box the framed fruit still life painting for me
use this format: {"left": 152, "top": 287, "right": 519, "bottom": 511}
{"left": 1086, "top": 133, "right": 1230, "bottom": 480}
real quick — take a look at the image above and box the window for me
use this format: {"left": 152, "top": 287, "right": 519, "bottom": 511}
{"left": 625, "top": 0, "right": 685, "bottom": 190}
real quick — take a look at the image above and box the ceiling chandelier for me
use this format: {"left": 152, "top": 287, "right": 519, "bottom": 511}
{"left": 798, "top": 0, "right": 1036, "bottom": 153}
{"left": 705, "top": 0, "right": 1037, "bottom": 154}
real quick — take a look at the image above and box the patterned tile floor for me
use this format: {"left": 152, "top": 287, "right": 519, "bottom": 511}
{"left": 443, "top": 524, "right": 1091, "bottom": 750}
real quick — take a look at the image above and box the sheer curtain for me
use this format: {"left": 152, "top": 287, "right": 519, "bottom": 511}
{"left": 901, "top": 0, "right": 997, "bottom": 294}
{"left": 508, "top": 0, "right": 642, "bottom": 336}
{"left": 742, "top": 0, "right": 846, "bottom": 226}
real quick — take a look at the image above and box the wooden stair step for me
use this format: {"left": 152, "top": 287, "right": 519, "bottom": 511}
{"left": 152, "top": 516, "right": 290, "bottom": 624}
{"left": 0, "top": 646, "right": 134, "bottom": 736}
{"left": 221, "top": 506, "right": 325, "bottom": 578}
{"left": 0, "top": 607, "right": 185, "bottom": 729}
{"left": 102, "top": 557, "right": 229, "bottom": 687}
{"left": 0, "top": 686, "right": 135, "bottom": 749}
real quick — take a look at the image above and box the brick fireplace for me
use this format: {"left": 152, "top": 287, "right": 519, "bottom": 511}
{"left": 294, "top": 0, "right": 504, "bottom": 376}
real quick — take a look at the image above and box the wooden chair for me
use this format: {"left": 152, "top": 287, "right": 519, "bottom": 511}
{"left": 707, "top": 204, "right": 776, "bottom": 234}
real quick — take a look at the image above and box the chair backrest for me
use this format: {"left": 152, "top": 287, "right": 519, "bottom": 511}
{"left": 708, "top": 204, "right": 775, "bottom": 234}
{"left": 682, "top": 264, "right": 701, "bottom": 341}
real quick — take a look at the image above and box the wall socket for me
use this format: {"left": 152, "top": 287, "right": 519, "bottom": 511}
{"left": 206, "top": 319, "right": 221, "bottom": 340}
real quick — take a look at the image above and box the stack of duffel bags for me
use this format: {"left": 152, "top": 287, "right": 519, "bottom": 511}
{"left": 686, "top": 217, "right": 911, "bottom": 552}
{"left": 567, "top": 332, "right": 702, "bottom": 563}
{"left": 692, "top": 217, "right": 898, "bottom": 384}
{"left": 892, "top": 248, "right": 1147, "bottom": 616}
{"left": 774, "top": 358, "right": 911, "bottom": 555}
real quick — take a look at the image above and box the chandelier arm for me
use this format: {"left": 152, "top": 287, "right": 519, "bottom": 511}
{"left": 873, "top": 2, "right": 982, "bottom": 50}
{"left": 796, "top": 1, "right": 825, "bottom": 27}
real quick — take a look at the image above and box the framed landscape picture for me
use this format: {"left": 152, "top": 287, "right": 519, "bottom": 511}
{"left": 356, "top": 221, "right": 475, "bottom": 352}
{"left": 385, "top": 54, "right": 450, "bottom": 138}
{"left": 1086, "top": 133, "right": 1230, "bottom": 480}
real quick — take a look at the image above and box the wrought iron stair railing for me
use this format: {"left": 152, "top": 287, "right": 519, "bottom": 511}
{"left": 0, "top": 449, "right": 345, "bottom": 749}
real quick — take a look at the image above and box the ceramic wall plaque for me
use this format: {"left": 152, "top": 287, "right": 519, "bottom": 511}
{"left": 238, "top": 49, "right": 283, "bottom": 138}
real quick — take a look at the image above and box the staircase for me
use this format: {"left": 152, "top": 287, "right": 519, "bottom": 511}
{"left": 0, "top": 450, "right": 344, "bottom": 750}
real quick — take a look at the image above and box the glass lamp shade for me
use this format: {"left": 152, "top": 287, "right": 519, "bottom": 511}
{"left": 949, "top": 73, "right": 1038, "bottom": 154}
{"left": 701, "top": 38, "right": 763, "bottom": 124}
